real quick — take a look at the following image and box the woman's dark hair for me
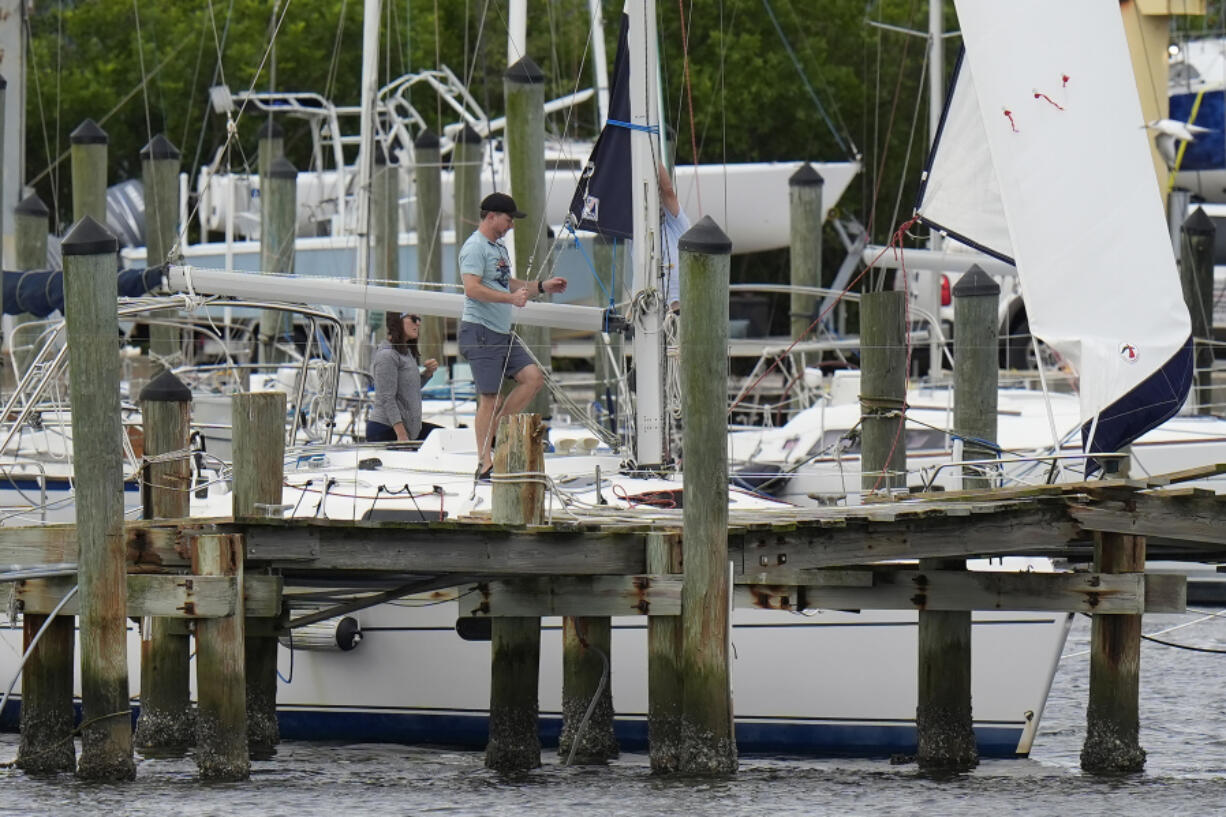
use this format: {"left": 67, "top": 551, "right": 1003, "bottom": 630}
{"left": 384, "top": 311, "right": 419, "bottom": 361}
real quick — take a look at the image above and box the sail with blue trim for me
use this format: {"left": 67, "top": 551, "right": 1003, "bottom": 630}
{"left": 915, "top": 0, "right": 1192, "bottom": 473}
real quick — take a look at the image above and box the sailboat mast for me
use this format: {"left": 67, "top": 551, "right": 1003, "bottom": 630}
{"left": 628, "top": 0, "right": 664, "bottom": 468}
{"left": 353, "top": 0, "right": 383, "bottom": 369}
{"left": 508, "top": 0, "right": 527, "bottom": 65}
{"left": 588, "top": 0, "right": 611, "bottom": 123}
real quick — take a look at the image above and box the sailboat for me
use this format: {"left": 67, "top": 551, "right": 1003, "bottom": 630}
{"left": 0, "top": 1, "right": 1075, "bottom": 759}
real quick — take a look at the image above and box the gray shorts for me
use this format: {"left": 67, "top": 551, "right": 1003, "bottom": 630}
{"left": 458, "top": 321, "right": 535, "bottom": 394}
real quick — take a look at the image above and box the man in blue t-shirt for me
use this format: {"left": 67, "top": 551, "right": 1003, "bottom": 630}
{"left": 458, "top": 191, "right": 568, "bottom": 479}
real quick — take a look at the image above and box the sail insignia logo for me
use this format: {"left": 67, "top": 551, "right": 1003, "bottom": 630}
{"left": 581, "top": 195, "right": 600, "bottom": 223}
{"left": 1119, "top": 343, "right": 1139, "bottom": 363}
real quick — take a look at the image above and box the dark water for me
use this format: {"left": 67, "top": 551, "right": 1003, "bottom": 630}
{"left": 3, "top": 613, "right": 1226, "bottom": 816}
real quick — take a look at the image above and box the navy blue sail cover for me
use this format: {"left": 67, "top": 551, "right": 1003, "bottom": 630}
{"left": 1083, "top": 335, "right": 1193, "bottom": 475}
{"left": 2, "top": 265, "right": 165, "bottom": 317}
{"left": 567, "top": 13, "right": 633, "bottom": 239}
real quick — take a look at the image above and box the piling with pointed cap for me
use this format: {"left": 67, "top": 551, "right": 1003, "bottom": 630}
{"left": 70, "top": 119, "right": 109, "bottom": 224}
{"left": 1180, "top": 207, "right": 1215, "bottom": 414}
{"left": 232, "top": 391, "right": 286, "bottom": 759}
{"left": 675, "top": 215, "right": 737, "bottom": 775}
{"left": 142, "top": 135, "right": 183, "bottom": 376}
{"left": 257, "top": 118, "right": 284, "bottom": 183}
{"left": 259, "top": 156, "right": 298, "bottom": 363}
{"left": 454, "top": 125, "right": 485, "bottom": 242}
{"left": 788, "top": 163, "right": 824, "bottom": 342}
{"left": 504, "top": 57, "right": 552, "bottom": 417}
{"left": 133, "top": 370, "right": 195, "bottom": 754}
{"left": 859, "top": 289, "right": 907, "bottom": 497}
{"left": 485, "top": 413, "right": 545, "bottom": 774}
{"left": 12, "top": 193, "right": 50, "bottom": 377}
{"left": 914, "top": 266, "right": 999, "bottom": 775}
{"left": 374, "top": 141, "right": 401, "bottom": 289}
{"left": 413, "top": 130, "right": 446, "bottom": 366}
{"left": 62, "top": 216, "right": 135, "bottom": 781}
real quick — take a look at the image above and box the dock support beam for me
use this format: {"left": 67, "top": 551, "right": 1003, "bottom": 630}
{"left": 233, "top": 391, "right": 286, "bottom": 758}
{"left": 1081, "top": 530, "right": 1147, "bottom": 774}
{"left": 193, "top": 533, "right": 249, "bottom": 781}
{"left": 677, "top": 217, "right": 737, "bottom": 775}
{"left": 916, "top": 267, "right": 998, "bottom": 774}
{"left": 788, "top": 163, "right": 823, "bottom": 342}
{"left": 486, "top": 414, "right": 545, "bottom": 773}
{"left": 259, "top": 157, "right": 297, "bottom": 363}
{"left": 859, "top": 290, "right": 907, "bottom": 496}
{"left": 559, "top": 616, "right": 618, "bottom": 764}
{"left": 1180, "top": 208, "right": 1215, "bottom": 414}
{"left": 505, "top": 57, "right": 551, "bottom": 418}
{"left": 63, "top": 215, "right": 135, "bottom": 781}
{"left": 133, "top": 372, "right": 195, "bottom": 754}
{"left": 142, "top": 134, "right": 182, "bottom": 375}
{"left": 647, "top": 531, "right": 684, "bottom": 773}
{"left": 412, "top": 130, "right": 446, "bottom": 366}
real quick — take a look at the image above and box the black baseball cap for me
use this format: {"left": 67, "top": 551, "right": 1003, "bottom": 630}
{"left": 481, "top": 192, "right": 526, "bottom": 218}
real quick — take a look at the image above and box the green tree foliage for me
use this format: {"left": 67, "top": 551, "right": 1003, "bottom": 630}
{"left": 27, "top": 0, "right": 946, "bottom": 255}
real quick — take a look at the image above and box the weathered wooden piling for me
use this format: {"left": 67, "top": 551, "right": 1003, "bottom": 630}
{"left": 559, "top": 615, "right": 618, "bottom": 764}
{"left": 915, "top": 268, "right": 999, "bottom": 774}
{"left": 859, "top": 290, "right": 908, "bottom": 496}
{"left": 70, "top": 119, "right": 107, "bottom": 223}
{"left": 373, "top": 142, "right": 400, "bottom": 288}
{"left": 677, "top": 216, "right": 737, "bottom": 775}
{"left": 486, "top": 414, "right": 544, "bottom": 773}
{"left": 259, "top": 156, "right": 297, "bottom": 363}
{"left": 1081, "top": 529, "right": 1147, "bottom": 774}
{"left": 16, "top": 605, "right": 76, "bottom": 773}
{"left": 788, "top": 163, "right": 824, "bottom": 342}
{"left": 1180, "top": 207, "right": 1215, "bottom": 414}
{"left": 453, "top": 124, "right": 484, "bottom": 242}
{"left": 233, "top": 391, "right": 286, "bottom": 758}
{"left": 505, "top": 57, "right": 551, "bottom": 418}
{"left": 63, "top": 216, "right": 135, "bottom": 781}
{"left": 593, "top": 236, "right": 625, "bottom": 417}
{"left": 133, "top": 371, "right": 195, "bottom": 754}
{"left": 12, "top": 193, "right": 49, "bottom": 378}
{"left": 193, "top": 532, "right": 249, "bottom": 781}
{"left": 142, "top": 135, "right": 182, "bottom": 376}
{"left": 257, "top": 118, "right": 283, "bottom": 180}
{"left": 413, "top": 129, "right": 446, "bottom": 367}
{"left": 647, "top": 530, "right": 684, "bottom": 773}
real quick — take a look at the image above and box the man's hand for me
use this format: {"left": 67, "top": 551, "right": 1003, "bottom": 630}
{"left": 542, "top": 277, "right": 568, "bottom": 295}
{"left": 510, "top": 288, "right": 530, "bottom": 307}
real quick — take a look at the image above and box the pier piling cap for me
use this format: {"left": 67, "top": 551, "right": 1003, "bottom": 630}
{"left": 457, "top": 124, "right": 484, "bottom": 145}
{"left": 679, "top": 215, "right": 733, "bottom": 255}
{"left": 505, "top": 57, "right": 545, "bottom": 84}
{"left": 70, "top": 118, "right": 108, "bottom": 145}
{"left": 268, "top": 156, "right": 298, "bottom": 179}
{"left": 140, "top": 134, "right": 181, "bottom": 161}
{"left": 62, "top": 216, "right": 118, "bottom": 256}
{"left": 414, "top": 128, "right": 441, "bottom": 150}
{"left": 951, "top": 264, "right": 1000, "bottom": 298}
{"left": 15, "top": 193, "right": 49, "bottom": 218}
{"left": 257, "top": 118, "right": 284, "bottom": 140}
{"left": 789, "top": 162, "right": 825, "bottom": 187}
{"left": 1184, "top": 206, "right": 1215, "bottom": 237}
{"left": 140, "top": 370, "right": 192, "bottom": 403}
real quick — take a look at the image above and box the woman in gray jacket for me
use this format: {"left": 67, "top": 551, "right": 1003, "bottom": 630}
{"left": 366, "top": 311, "right": 439, "bottom": 443}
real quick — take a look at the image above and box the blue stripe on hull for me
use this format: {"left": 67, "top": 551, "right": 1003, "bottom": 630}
{"left": 1, "top": 702, "right": 1025, "bottom": 758}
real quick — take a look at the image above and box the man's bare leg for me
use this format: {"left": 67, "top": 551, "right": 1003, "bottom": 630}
{"left": 474, "top": 392, "right": 500, "bottom": 471}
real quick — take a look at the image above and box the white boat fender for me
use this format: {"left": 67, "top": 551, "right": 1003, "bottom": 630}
{"left": 280, "top": 616, "right": 362, "bottom": 652}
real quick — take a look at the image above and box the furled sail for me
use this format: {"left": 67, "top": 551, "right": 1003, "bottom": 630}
{"left": 916, "top": 0, "right": 1192, "bottom": 471}
{"left": 567, "top": 13, "right": 632, "bottom": 239}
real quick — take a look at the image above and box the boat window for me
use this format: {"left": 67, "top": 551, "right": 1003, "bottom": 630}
{"left": 811, "top": 427, "right": 947, "bottom": 457}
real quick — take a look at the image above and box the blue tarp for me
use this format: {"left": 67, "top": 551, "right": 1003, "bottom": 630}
{"left": 2, "top": 265, "right": 165, "bottom": 317}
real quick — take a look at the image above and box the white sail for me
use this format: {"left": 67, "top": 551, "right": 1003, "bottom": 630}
{"left": 918, "top": 0, "right": 1191, "bottom": 462}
